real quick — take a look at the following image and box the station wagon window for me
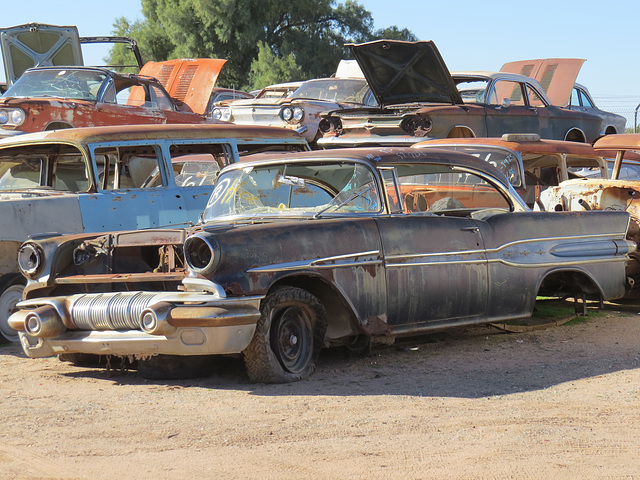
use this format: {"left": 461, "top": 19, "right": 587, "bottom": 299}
{"left": 0, "top": 145, "right": 90, "bottom": 192}
{"left": 393, "top": 164, "right": 511, "bottom": 215}
{"left": 94, "top": 145, "right": 163, "bottom": 190}
{"left": 142, "top": 143, "right": 232, "bottom": 188}
{"left": 204, "top": 162, "right": 380, "bottom": 219}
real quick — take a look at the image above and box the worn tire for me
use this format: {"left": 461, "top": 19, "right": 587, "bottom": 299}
{"left": 0, "top": 283, "right": 25, "bottom": 344}
{"left": 244, "top": 287, "right": 327, "bottom": 383}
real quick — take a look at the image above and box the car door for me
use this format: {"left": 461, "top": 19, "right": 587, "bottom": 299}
{"left": 376, "top": 214, "right": 488, "bottom": 329}
{"left": 79, "top": 142, "right": 190, "bottom": 231}
{"left": 485, "top": 79, "right": 541, "bottom": 136}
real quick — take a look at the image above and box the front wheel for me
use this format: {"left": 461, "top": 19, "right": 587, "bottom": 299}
{"left": 0, "top": 283, "right": 25, "bottom": 343}
{"left": 244, "top": 287, "right": 327, "bottom": 383}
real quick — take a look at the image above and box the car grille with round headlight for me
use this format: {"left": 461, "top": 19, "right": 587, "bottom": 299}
{"left": 0, "top": 108, "right": 26, "bottom": 127}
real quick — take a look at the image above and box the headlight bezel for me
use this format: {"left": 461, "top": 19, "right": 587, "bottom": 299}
{"left": 0, "top": 107, "right": 26, "bottom": 126}
{"left": 211, "top": 107, "right": 232, "bottom": 122}
{"left": 18, "top": 242, "right": 44, "bottom": 279}
{"left": 184, "top": 234, "right": 220, "bottom": 275}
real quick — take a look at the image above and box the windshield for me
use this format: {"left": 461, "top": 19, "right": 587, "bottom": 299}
{"left": 3, "top": 69, "right": 109, "bottom": 100}
{"left": 290, "top": 79, "right": 371, "bottom": 104}
{"left": 203, "top": 162, "right": 381, "bottom": 221}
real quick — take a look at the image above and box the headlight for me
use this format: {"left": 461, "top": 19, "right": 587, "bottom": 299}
{"left": 281, "top": 107, "right": 293, "bottom": 121}
{"left": 0, "top": 108, "right": 26, "bottom": 126}
{"left": 292, "top": 107, "right": 304, "bottom": 123}
{"left": 184, "top": 234, "right": 220, "bottom": 274}
{"left": 9, "top": 109, "right": 26, "bottom": 126}
{"left": 212, "top": 107, "right": 231, "bottom": 122}
{"left": 318, "top": 117, "right": 342, "bottom": 134}
{"left": 18, "top": 242, "right": 43, "bottom": 278}
{"left": 401, "top": 115, "right": 432, "bottom": 137}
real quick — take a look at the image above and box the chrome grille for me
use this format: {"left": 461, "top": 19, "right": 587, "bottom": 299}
{"left": 70, "top": 292, "right": 160, "bottom": 330}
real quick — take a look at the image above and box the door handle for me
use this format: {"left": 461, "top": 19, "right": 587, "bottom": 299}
{"left": 461, "top": 226, "right": 479, "bottom": 233}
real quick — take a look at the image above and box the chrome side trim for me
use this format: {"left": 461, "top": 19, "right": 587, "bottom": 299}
{"left": 247, "top": 250, "right": 382, "bottom": 273}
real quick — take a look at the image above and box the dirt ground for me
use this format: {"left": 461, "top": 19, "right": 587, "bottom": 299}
{"left": 1, "top": 303, "right": 640, "bottom": 480}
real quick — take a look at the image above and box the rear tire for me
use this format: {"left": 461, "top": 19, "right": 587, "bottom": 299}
{"left": 244, "top": 287, "right": 327, "bottom": 383}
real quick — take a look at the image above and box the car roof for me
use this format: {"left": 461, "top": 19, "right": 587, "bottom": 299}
{"left": 415, "top": 136, "right": 600, "bottom": 157}
{"left": 230, "top": 146, "right": 511, "bottom": 185}
{"left": 594, "top": 134, "right": 640, "bottom": 151}
{"left": 0, "top": 124, "right": 308, "bottom": 148}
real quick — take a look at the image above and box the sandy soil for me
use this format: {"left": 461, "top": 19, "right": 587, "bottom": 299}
{"left": 1, "top": 304, "right": 640, "bottom": 480}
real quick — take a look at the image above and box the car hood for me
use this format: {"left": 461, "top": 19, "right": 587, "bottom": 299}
{"left": 499, "top": 58, "right": 585, "bottom": 107}
{"left": 139, "top": 58, "right": 227, "bottom": 115}
{"left": 348, "top": 40, "right": 463, "bottom": 107}
{"left": 0, "top": 23, "right": 84, "bottom": 86}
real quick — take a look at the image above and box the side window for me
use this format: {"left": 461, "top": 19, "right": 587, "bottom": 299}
{"left": 94, "top": 145, "right": 163, "bottom": 190}
{"left": 52, "top": 155, "right": 90, "bottom": 192}
{"left": 173, "top": 155, "right": 221, "bottom": 187}
{"left": 579, "top": 90, "right": 594, "bottom": 108}
{"left": 570, "top": 87, "right": 580, "bottom": 107}
{"left": 149, "top": 85, "right": 174, "bottom": 111}
{"left": 394, "top": 165, "right": 511, "bottom": 215}
{"left": 490, "top": 80, "right": 526, "bottom": 106}
{"left": 102, "top": 81, "right": 117, "bottom": 104}
{"left": 526, "top": 85, "right": 546, "bottom": 107}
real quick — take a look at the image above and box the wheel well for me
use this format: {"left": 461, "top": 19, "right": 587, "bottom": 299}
{"left": 268, "top": 275, "right": 359, "bottom": 342}
{"left": 604, "top": 126, "right": 617, "bottom": 135}
{"left": 447, "top": 126, "right": 475, "bottom": 138}
{"left": 537, "top": 269, "right": 603, "bottom": 300}
{"left": 0, "top": 273, "right": 26, "bottom": 292}
{"left": 564, "top": 128, "right": 587, "bottom": 143}
{"left": 45, "top": 122, "right": 73, "bottom": 131}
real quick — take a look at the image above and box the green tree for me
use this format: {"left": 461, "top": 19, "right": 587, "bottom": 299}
{"left": 108, "top": 0, "right": 416, "bottom": 90}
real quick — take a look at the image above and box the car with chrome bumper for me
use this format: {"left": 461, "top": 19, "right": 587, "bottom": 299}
{"left": 0, "top": 124, "right": 308, "bottom": 343}
{"left": 9, "top": 147, "right": 635, "bottom": 382}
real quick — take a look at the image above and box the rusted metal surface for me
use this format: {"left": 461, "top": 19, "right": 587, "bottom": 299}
{"left": 0, "top": 124, "right": 308, "bottom": 342}
{"left": 12, "top": 147, "right": 634, "bottom": 367}
{"left": 318, "top": 41, "right": 603, "bottom": 148}
{"left": 138, "top": 58, "right": 227, "bottom": 115}
{"left": 594, "top": 133, "right": 640, "bottom": 151}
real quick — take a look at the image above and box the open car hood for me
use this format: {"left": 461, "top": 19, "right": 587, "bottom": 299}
{"left": 500, "top": 58, "right": 585, "bottom": 107}
{"left": 0, "top": 23, "right": 84, "bottom": 86}
{"left": 349, "top": 40, "right": 462, "bottom": 107}
{"left": 138, "top": 58, "right": 227, "bottom": 115}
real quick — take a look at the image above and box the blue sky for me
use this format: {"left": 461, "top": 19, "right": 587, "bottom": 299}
{"left": 3, "top": 0, "right": 640, "bottom": 126}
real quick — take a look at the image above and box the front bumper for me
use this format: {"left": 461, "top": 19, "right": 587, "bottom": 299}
{"left": 0, "top": 128, "right": 26, "bottom": 138}
{"left": 10, "top": 286, "right": 263, "bottom": 358}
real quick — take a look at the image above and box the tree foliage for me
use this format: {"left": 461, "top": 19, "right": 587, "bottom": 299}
{"left": 108, "top": 0, "right": 416, "bottom": 91}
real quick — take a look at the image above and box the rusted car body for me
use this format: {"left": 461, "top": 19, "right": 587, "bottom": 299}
{"left": 317, "top": 41, "right": 604, "bottom": 148}
{"left": 9, "top": 148, "right": 634, "bottom": 382}
{"left": 413, "top": 134, "right": 610, "bottom": 207}
{"left": 211, "top": 65, "right": 376, "bottom": 146}
{"left": 500, "top": 59, "right": 627, "bottom": 135}
{"left": 0, "top": 124, "right": 308, "bottom": 342}
{"left": 0, "top": 63, "right": 225, "bottom": 137}
{"left": 539, "top": 134, "right": 640, "bottom": 291}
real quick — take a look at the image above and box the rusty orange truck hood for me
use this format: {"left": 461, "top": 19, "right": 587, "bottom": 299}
{"left": 138, "top": 58, "right": 227, "bottom": 115}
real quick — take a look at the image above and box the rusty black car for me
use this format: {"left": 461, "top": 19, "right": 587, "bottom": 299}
{"left": 9, "top": 148, "right": 634, "bottom": 382}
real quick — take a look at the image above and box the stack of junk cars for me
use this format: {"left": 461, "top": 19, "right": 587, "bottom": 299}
{"left": 1, "top": 26, "right": 638, "bottom": 383}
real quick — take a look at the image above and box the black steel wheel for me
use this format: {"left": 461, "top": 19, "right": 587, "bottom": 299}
{"left": 244, "top": 287, "right": 327, "bottom": 383}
